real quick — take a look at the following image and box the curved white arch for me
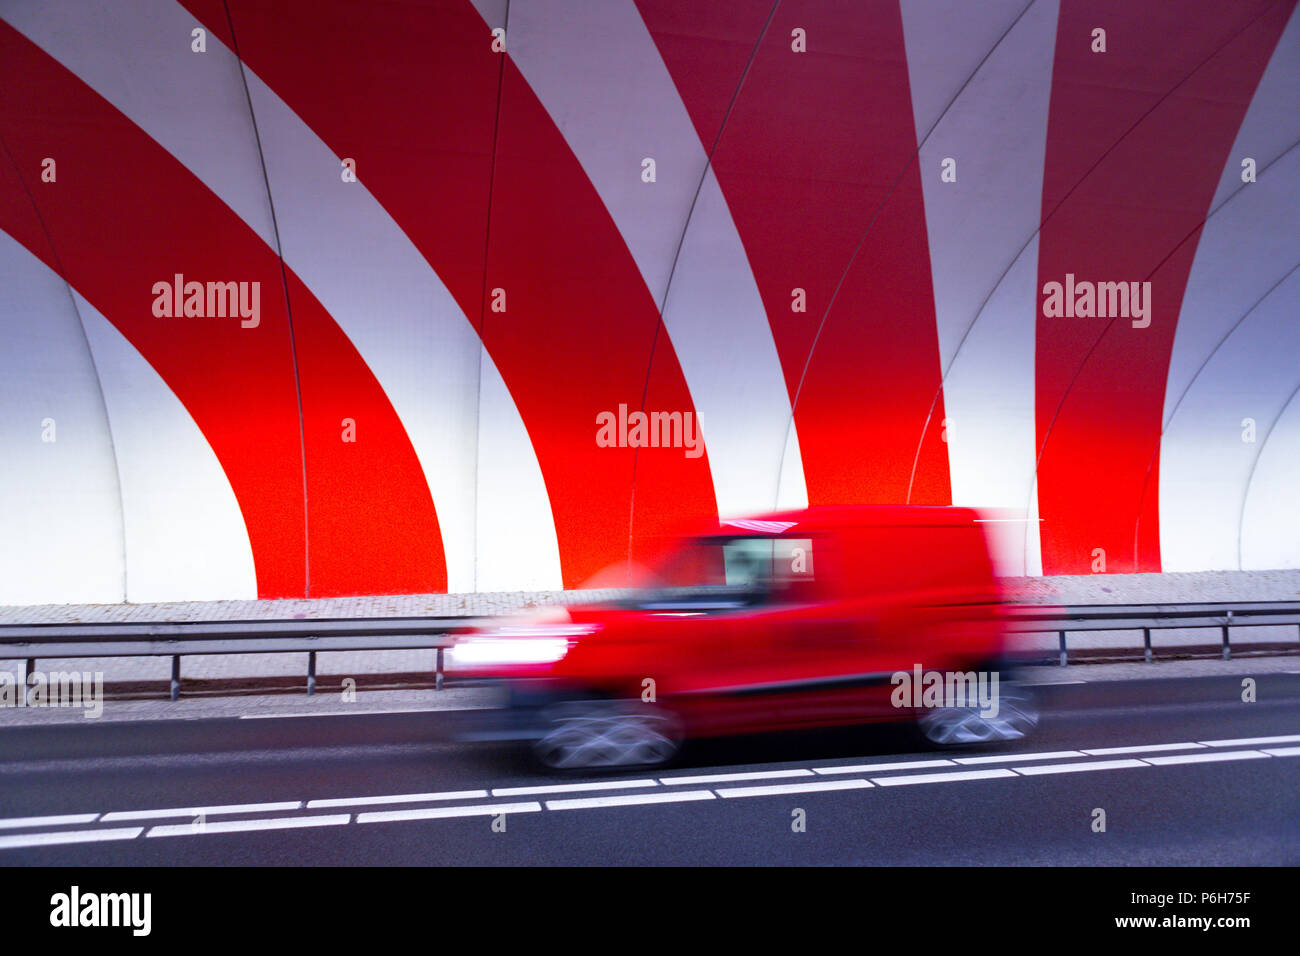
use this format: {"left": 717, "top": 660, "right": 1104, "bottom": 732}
{"left": 78, "top": 291, "right": 259, "bottom": 602}
{"left": 2, "top": 0, "right": 563, "bottom": 592}
{"left": 1241, "top": 373, "right": 1300, "bottom": 569}
{"left": 0, "top": 230, "right": 125, "bottom": 605}
{"left": 901, "top": 0, "right": 1059, "bottom": 575}
{"left": 1159, "top": 5, "right": 1300, "bottom": 571}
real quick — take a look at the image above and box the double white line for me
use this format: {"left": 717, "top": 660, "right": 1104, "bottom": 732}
{"left": 2, "top": 733, "right": 1298, "bottom": 848}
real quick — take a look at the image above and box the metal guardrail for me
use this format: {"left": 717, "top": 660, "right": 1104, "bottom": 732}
{"left": 1, "top": 601, "right": 1298, "bottom": 700}
{"left": 0, "top": 617, "right": 492, "bottom": 699}
{"left": 1003, "top": 601, "right": 1300, "bottom": 666}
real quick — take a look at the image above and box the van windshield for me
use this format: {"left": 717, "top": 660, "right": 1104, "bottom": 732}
{"left": 631, "top": 535, "right": 817, "bottom": 608}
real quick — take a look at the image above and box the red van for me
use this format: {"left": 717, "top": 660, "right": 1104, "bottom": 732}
{"left": 450, "top": 506, "right": 1038, "bottom": 770}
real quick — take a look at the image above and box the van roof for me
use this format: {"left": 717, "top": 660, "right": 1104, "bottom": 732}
{"left": 712, "top": 505, "right": 987, "bottom": 536}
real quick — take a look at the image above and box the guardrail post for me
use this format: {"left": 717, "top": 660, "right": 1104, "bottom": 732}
{"left": 1143, "top": 627, "right": 1152, "bottom": 663}
{"left": 170, "top": 655, "right": 180, "bottom": 701}
{"left": 435, "top": 647, "right": 444, "bottom": 691}
{"left": 24, "top": 658, "right": 34, "bottom": 703}
{"left": 1058, "top": 631, "right": 1068, "bottom": 667}
{"left": 307, "top": 651, "right": 317, "bottom": 696}
{"left": 1222, "top": 624, "right": 1231, "bottom": 660}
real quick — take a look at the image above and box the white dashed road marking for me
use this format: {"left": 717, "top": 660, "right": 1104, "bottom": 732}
{"left": 659, "top": 768, "right": 814, "bottom": 785}
{"left": 102, "top": 801, "right": 301, "bottom": 822}
{"left": 1012, "top": 758, "right": 1149, "bottom": 775}
{"left": 307, "top": 790, "right": 487, "bottom": 809}
{"left": 356, "top": 802, "right": 542, "bottom": 823}
{"left": 1199, "top": 734, "right": 1300, "bottom": 748}
{"left": 1142, "top": 750, "right": 1271, "bottom": 766}
{"left": 872, "top": 768, "right": 1019, "bottom": 786}
{"left": 0, "top": 812, "right": 100, "bottom": 830}
{"left": 491, "top": 779, "right": 659, "bottom": 797}
{"left": 715, "top": 779, "right": 875, "bottom": 799}
{"left": 0, "top": 826, "right": 143, "bottom": 850}
{"left": 813, "top": 759, "right": 954, "bottom": 775}
{"left": 148, "top": 814, "right": 350, "bottom": 838}
{"left": 1081, "top": 742, "right": 1205, "bottom": 756}
{"left": 546, "top": 790, "right": 715, "bottom": 811}
{"left": 953, "top": 750, "right": 1084, "bottom": 765}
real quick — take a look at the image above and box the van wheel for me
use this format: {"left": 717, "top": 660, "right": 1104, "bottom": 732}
{"left": 532, "top": 700, "right": 681, "bottom": 771}
{"left": 915, "top": 682, "right": 1039, "bottom": 746}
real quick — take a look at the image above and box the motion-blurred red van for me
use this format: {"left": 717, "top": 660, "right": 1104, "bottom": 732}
{"left": 450, "top": 506, "right": 1037, "bottom": 770}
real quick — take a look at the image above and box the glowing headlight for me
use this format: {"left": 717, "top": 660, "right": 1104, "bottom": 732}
{"left": 448, "top": 624, "right": 598, "bottom": 666}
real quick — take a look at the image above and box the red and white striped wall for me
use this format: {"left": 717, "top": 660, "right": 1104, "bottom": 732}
{"left": 1, "top": 0, "right": 1296, "bottom": 603}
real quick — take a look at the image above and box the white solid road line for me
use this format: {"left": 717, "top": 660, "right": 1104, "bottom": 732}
{"left": 101, "top": 801, "right": 302, "bottom": 822}
{"left": 492, "top": 779, "right": 659, "bottom": 797}
{"left": 0, "top": 826, "right": 144, "bottom": 850}
{"left": 1013, "top": 758, "right": 1149, "bottom": 776}
{"left": 872, "top": 768, "right": 1018, "bottom": 787}
{"left": 0, "top": 812, "right": 100, "bottom": 831}
{"left": 307, "top": 790, "right": 488, "bottom": 809}
{"left": 546, "top": 790, "right": 716, "bottom": 811}
{"left": 1263, "top": 745, "right": 1300, "bottom": 757}
{"left": 658, "top": 768, "right": 814, "bottom": 785}
{"left": 813, "top": 759, "right": 954, "bottom": 775}
{"left": 147, "top": 814, "right": 351, "bottom": 838}
{"left": 954, "top": 750, "right": 1085, "bottom": 765}
{"left": 1199, "top": 734, "right": 1300, "bottom": 748}
{"left": 716, "top": 779, "right": 875, "bottom": 799}
{"left": 1082, "top": 742, "right": 1206, "bottom": 756}
{"left": 1142, "top": 750, "right": 1271, "bottom": 766}
{"left": 356, "top": 802, "right": 542, "bottom": 824}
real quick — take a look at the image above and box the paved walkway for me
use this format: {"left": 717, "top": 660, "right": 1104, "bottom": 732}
{"left": 5, "top": 570, "right": 1300, "bottom": 628}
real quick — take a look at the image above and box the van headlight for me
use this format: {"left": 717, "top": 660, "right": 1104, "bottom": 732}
{"left": 448, "top": 624, "right": 598, "bottom": 666}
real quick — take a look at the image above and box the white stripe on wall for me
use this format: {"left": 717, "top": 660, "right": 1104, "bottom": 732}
{"left": 901, "top": 0, "right": 1059, "bottom": 575}
{"left": 487, "top": 0, "right": 805, "bottom": 516}
{"left": 1159, "top": 6, "right": 1300, "bottom": 571}
{"left": 78, "top": 294, "right": 258, "bottom": 602}
{"left": 0, "top": 231, "right": 125, "bottom": 604}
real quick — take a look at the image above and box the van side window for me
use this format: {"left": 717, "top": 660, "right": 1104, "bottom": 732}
{"left": 721, "top": 536, "right": 817, "bottom": 603}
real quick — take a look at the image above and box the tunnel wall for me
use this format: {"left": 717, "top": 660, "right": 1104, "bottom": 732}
{"left": 1, "top": 0, "right": 1297, "bottom": 603}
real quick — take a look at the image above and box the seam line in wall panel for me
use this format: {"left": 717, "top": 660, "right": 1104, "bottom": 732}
{"left": 1155, "top": 142, "right": 1300, "bottom": 436}
{"left": 1127, "top": 142, "right": 1300, "bottom": 563}
{"left": 223, "top": 0, "right": 312, "bottom": 597}
{"left": 897, "top": 0, "right": 1039, "bottom": 514}
{"left": 0, "top": 132, "right": 130, "bottom": 601}
{"left": 1235, "top": 291, "right": 1300, "bottom": 569}
{"left": 473, "top": 0, "right": 511, "bottom": 593}
{"left": 1155, "top": 261, "right": 1300, "bottom": 568}
{"left": 627, "top": 0, "right": 782, "bottom": 559}
{"left": 636, "top": 0, "right": 785, "bottom": 514}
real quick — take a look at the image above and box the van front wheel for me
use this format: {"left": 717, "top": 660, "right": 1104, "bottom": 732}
{"left": 915, "top": 682, "right": 1039, "bottom": 746}
{"left": 532, "top": 700, "right": 682, "bottom": 771}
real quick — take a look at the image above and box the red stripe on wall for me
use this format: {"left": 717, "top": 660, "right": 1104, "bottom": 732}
{"left": 1034, "top": 0, "right": 1295, "bottom": 574}
{"left": 636, "top": 0, "right": 952, "bottom": 506}
{"left": 187, "top": 0, "right": 718, "bottom": 587}
{"left": 0, "top": 21, "right": 447, "bottom": 597}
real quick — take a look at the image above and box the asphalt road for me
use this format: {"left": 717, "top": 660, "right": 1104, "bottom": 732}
{"left": 1, "top": 673, "right": 1298, "bottom": 865}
